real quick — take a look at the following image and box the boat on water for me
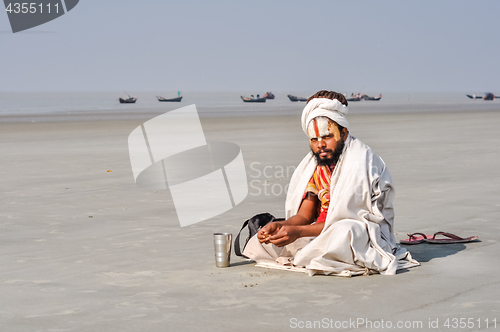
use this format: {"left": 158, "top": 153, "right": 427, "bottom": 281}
{"left": 157, "top": 96, "right": 183, "bottom": 102}
{"left": 119, "top": 92, "right": 137, "bottom": 104}
{"left": 467, "top": 93, "right": 499, "bottom": 100}
{"left": 361, "top": 94, "right": 382, "bottom": 101}
{"left": 263, "top": 92, "right": 275, "bottom": 99}
{"left": 288, "top": 94, "right": 307, "bottom": 102}
{"left": 241, "top": 95, "right": 266, "bottom": 103}
{"left": 119, "top": 97, "right": 137, "bottom": 104}
{"left": 347, "top": 93, "right": 361, "bottom": 102}
{"left": 347, "top": 93, "right": 381, "bottom": 101}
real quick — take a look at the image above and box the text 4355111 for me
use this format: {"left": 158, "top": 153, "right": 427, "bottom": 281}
{"left": 6, "top": 3, "right": 60, "bottom": 14}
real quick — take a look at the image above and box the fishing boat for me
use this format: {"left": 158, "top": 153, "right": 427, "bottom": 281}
{"left": 241, "top": 95, "right": 266, "bottom": 103}
{"left": 347, "top": 93, "right": 381, "bottom": 102}
{"left": 263, "top": 92, "right": 275, "bottom": 99}
{"left": 361, "top": 94, "right": 382, "bottom": 101}
{"left": 119, "top": 92, "right": 137, "bottom": 104}
{"left": 467, "top": 93, "right": 499, "bottom": 100}
{"left": 157, "top": 96, "right": 183, "bottom": 102}
{"left": 347, "top": 93, "right": 361, "bottom": 102}
{"left": 119, "top": 97, "right": 137, "bottom": 104}
{"left": 287, "top": 94, "right": 307, "bottom": 102}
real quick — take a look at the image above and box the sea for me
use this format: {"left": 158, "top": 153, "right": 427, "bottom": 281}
{"left": 1, "top": 91, "right": 499, "bottom": 121}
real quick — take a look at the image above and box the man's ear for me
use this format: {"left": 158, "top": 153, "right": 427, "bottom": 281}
{"left": 342, "top": 128, "right": 349, "bottom": 141}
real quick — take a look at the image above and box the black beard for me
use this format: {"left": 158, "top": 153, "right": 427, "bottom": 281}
{"left": 312, "top": 139, "right": 345, "bottom": 166}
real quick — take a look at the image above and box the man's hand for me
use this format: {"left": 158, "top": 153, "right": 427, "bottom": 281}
{"left": 257, "top": 222, "right": 282, "bottom": 244}
{"left": 256, "top": 192, "right": 321, "bottom": 246}
{"left": 268, "top": 225, "right": 301, "bottom": 247}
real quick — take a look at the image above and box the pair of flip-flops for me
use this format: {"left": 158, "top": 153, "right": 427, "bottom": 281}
{"left": 400, "top": 232, "right": 478, "bottom": 245}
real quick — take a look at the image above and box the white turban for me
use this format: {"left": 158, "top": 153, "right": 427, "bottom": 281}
{"left": 301, "top": 98, "right": 349, "bottom": 136}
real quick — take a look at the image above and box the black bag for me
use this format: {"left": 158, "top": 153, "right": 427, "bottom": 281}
{"left": 234, "top": 213, "right": 285, "bottom": 257}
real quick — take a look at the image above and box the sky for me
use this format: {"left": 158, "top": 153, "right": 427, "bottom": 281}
{"left": 1, "top": 0, "right": 499, "bottom": 92}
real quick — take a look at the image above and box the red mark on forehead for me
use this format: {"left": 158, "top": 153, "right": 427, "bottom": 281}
{"left": 313, "top": 118, "right": 319, "bottom": 137}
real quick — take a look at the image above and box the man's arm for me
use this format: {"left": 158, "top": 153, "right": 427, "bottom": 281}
{"left": 257, "top": 193, "right": 323, "bottom": 247}
{"left": 273, "top": 193, "right": 318, "bottom": 226}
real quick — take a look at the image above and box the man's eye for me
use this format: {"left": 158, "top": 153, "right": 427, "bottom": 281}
{"left": 311, "top": 138, "right": 317, "bottom": 142}
{"left": 323, "top": 135, "right": 333, "bottom": 139}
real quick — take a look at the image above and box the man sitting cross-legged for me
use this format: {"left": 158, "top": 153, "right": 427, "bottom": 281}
{"left": 243, "top": 90, "right": 418, "bottom": 276}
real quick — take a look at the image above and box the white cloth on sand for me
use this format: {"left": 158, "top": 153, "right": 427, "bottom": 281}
{"left": 243, "top": 136, "right": 419, "bottom": 276}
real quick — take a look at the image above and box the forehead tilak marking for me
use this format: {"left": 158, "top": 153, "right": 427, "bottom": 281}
{"left": 313, "top": 118, "right": 319, "bottom": 137}
{"left": 307, "top": 117, "right": 343, "bottom": 142}
{"left": 308, "top": 117, "right": 330, "bottom": 139}
{"left": 316, "top": 117, "right": 330, "bottom": 137}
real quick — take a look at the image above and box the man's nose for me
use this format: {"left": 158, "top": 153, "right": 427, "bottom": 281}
{"left": 318, "top": 138, "right": 327, "bottom": 147}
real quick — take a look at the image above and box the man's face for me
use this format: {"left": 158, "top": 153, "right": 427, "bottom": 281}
{"left": 308, "top": 118, "right": 346, "bottom": 166}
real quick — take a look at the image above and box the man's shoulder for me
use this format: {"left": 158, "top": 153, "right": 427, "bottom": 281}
{"left": 348, "top": 136, "right": 373, "bottom": 154}
{"left": 345, "top": 136, "right": 385, "bottom": 165}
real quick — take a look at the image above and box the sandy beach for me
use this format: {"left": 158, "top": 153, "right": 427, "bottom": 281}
{"left": 1, "top": 106, "right": 499, "bottom": 331}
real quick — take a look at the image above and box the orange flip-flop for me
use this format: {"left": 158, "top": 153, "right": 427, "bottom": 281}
{"left": 400, "top": 232, "right": 433, "bottom": 245}
{"left": 424, "top": 232, "right": 478, "bottom": 244}
{"left": 400, "top": 232, "right": 479, "bottom": 245}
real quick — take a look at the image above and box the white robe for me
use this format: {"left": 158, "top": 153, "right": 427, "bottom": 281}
{"left": 243, "top": 136, "right": 418, "bottom": 276}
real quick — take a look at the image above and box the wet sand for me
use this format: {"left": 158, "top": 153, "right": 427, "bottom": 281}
{"left": 1, "top": 107, "right": 499, "bottom": 331}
